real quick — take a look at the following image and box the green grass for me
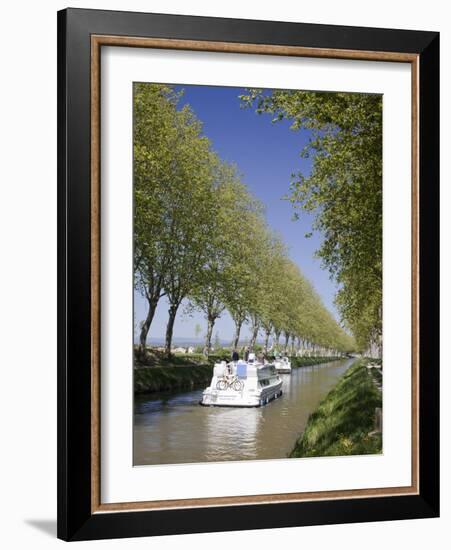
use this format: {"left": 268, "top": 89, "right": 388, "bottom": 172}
{"left": 289, "top": 360, "right": 382, "bottom": 458}
{"left": 134, "top": 347, "right": 234, "bottom": 367}
{"left": 135, "top": 346, "right": 345, "bottom": 367}
{"left": 133, "top": 348, "right": 349, "bottom": 394}
{"left": 134, "top": 364, "right": 213, "bottom": 394}
{"left": 290, "top": 356, "right": 344, "bottom": 368}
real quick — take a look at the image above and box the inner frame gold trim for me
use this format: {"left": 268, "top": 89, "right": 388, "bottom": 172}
{"left": 90, "top": 35, "right": 420, "bottom": 514}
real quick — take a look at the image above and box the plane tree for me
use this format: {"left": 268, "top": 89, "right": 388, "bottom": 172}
{"left": 135, "top": 83, "right": 358, "bottom": 359}
{"left": 188, "top": 163, "right": 264, "bottom": 356}
{"left": 240, "top": 89, "right": 382, "bottom": 353}
{"left": 134, "top": 83, "right": 181, "bottom": 351}
{"left": 134, "top": 83, "right": 219, "bottom": 356}
{"left": 159, "top": 109, "right": 218, "bottom": 357}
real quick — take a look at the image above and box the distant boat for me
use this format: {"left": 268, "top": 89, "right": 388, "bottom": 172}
{"left": 200, "top": 354, "right": 282, "bottom": 407}
{"left": 274, "top": 356, "right": 292, "bottom": 374}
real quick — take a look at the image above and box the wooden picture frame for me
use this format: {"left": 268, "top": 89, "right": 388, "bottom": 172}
{"left": 57, "top": 7, "right": 439, "bottom": 541}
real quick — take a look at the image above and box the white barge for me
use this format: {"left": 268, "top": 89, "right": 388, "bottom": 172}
{"left": 274, "top": 356, "right": 292, "bottom": 374}
{"left": 200, "top": 355, "right": 283, "bottom": 407}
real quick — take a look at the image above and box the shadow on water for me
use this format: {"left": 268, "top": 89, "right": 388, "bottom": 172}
{"left": 134, "top": 358, "right": 354, "bottom": 466}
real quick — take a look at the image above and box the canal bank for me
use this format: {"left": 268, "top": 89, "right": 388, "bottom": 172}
{"left": 134, "top": 355, "right": 346, "bottom": 394}
{"left": 289, "top": 359, "right": 382, "bottom": 458}
{"left": 291, "top": 356, "right": 343, "bottom": 368}
{"left": 134, "top": 364, "right": 212, "bottom": 394}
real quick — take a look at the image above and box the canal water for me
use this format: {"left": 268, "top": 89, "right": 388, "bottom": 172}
{"left": 134, "top": 358, "right": 354, "bottom": 466}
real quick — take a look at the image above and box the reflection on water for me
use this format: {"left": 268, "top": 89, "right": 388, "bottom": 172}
{"left": 134, "top": 359, "right": 354, "bottom": 465}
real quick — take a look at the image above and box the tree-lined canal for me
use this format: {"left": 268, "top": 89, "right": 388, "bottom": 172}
{"left": 134, "top": 358, "right": 354, "bottom": 465}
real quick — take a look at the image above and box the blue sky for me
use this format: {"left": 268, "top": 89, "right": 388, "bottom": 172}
{"left": 134, "top": 84, "right": 339, "bottom": 343}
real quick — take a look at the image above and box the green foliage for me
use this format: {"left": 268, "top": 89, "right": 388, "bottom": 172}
{"left": 134, "top": 364, "right": 213, "bottom": 394}
{"left": 133, "top": 353, "right": 346, "bottom": 394}
{"left": 134, "top": 83, "right": 356, "bottom": 358}
{"left": 289, "top": 360, "right": 382, "bottom": 457}
{"left": 207, "top": 349, "right": 233, "bottom": 363}
{"left": 290, "top": 356, "right": 343, "bottom": 367}
{"left": 134, "top": 348, "right": 206, "bottom": 367}
{"left": 134, "top": 83, "right": 220, "bottom": 354}
{"left": 276, "top": 260, "right": 355, "bottom": 353}
{"left": 187, "top": 161, "right": 265, "bottom": 354}
{"left": 241, "top": 89, "right": 382, "bottom": 352}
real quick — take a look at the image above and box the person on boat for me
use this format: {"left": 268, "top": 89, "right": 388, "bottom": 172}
{"left": 244, "top": 347, "right": 250, "bottom": 361}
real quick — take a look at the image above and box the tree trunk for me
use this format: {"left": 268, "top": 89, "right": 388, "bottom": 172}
{"left": 264, "top": 328, "right": 271, "bottom": 354}
{"left": 139, "top": 295, "right": 159, "bottom": 353}
{"left": 274, "top": 330, "right": 281, "bottom": 351}
{"left": 290, "top": 335, "right": 296, "bottom": 356}
{"left": 203, "top": 316, "right": 216, "bottom": 357}
{"left": 250, "top": 321, "right": 259, "bottom": 350}
{"left": 165, "top": 303, "right": 180, "bottom": 357}
{"left": 301, "top": 339, "right": 306, "bottom": 357}
{"left": 296, "top": 337, "right": 301, "bottom": 354}
{"left": 232, "top": 317, "right": 244, "bottom": 349}
{"left": 283, "top": 332, "right": 290, "bottom": 354}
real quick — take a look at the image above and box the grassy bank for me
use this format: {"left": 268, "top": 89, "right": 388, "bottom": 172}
{"left": 134, "top": 348, "right": 235, "bottom": 367}
{"left": 134, "top": 364, "right": 213, "bottom": 394}
{"left": 289, "top": 360, "right": 382, "bottom": 458}
{"left": 135, "top": 347, "right": 345, "bottom": 367}
{"left": 290, "top": 356, "right": 344, "bottom": 368}
{"left": 134, "top": 350, "right": 348, "bottom": 394}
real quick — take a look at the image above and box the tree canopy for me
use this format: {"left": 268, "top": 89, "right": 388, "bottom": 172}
{"left": 241, "top": 89, "right": 382, "bottom": 353}
{"left": 134, "top": 83, "right": 217, "bottom": 354}
{"left": 134, "top": 83, "right": 355, "bottom": 358}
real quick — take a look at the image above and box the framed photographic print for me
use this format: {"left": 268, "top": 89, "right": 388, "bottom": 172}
{"left": 57, "top": 8, "right": 439, "bottom": 541}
